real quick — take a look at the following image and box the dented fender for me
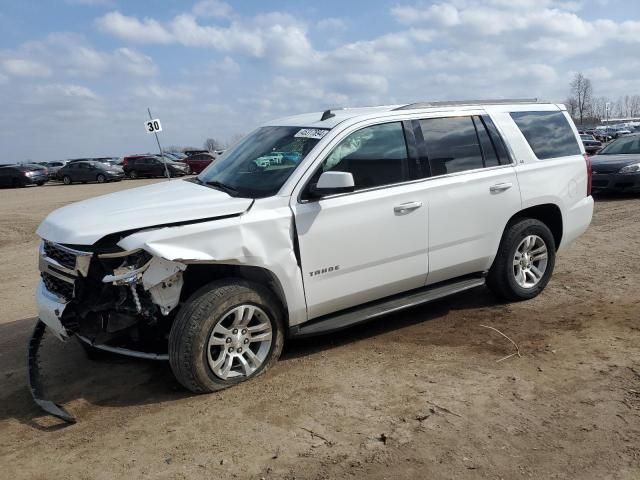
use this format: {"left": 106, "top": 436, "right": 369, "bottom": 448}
{"left": 117, "top": 196, "right": 308, "bottom": 326}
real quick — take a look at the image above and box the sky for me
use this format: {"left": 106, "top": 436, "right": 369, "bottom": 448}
{"left": 0, "top": 0, "right": 639, "bottom": 162}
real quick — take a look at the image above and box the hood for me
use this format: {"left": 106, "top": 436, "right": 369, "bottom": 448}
{"left": 591, "top": 154, "right": 640, "bottom": 173}
{"left": 37, "top": 179, "right": 253, "bottom": 245}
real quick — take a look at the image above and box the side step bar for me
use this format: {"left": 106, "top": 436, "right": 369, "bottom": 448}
{"left": 290, "top": 276, "right": 486, "bottom": 339}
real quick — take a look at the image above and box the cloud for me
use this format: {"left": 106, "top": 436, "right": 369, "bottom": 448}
{"left": 32, "top": 83, "right": 98, "bottom": 100}
{"left": 1, "top": 33, "right": 158, "bottom": 78}
{"left": 317, "top": 18, "right": 347, "bottom": 31}
{"left": 192, "top": 0, "right": 233, "bottom": 19}
{"left": 96, "top": 11, "right": 173, "bottom": 43}
{"left": 2, "top": 58, "right": 51, "bottom": 77}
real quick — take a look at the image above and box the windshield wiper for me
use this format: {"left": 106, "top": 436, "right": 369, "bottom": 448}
{"left": 205, "top": 180, "right": 239, "bottom": 196}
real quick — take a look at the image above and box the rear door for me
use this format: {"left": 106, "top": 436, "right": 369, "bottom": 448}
{"left": 414, "top": 114, "right": 522, "bottom": 284}
{"left": 292, "top": 121, "right": 429, "bottom": 319}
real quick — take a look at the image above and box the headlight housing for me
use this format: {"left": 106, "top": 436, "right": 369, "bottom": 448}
{"left": 619, "top": 163, "right": 640, "bottom": 174}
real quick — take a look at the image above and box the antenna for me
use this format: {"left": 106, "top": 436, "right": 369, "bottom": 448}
{"left": 321, "top": 109, "right": 335, "bottom": 121}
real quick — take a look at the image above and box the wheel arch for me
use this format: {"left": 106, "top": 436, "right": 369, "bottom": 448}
{"left": 181, "top": 263, "right": 289, "bottom": 323}
{"left": 507, "top": 203, "right": 563, "bottom": 249}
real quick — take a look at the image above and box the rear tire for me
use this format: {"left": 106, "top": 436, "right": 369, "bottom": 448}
{"left": 169, "top": 280, "right": 284, "bottom": 393}
{"left": 487, "top": 218, "right": 556, "bottom": 301}
{"left": 129, "top": 170, "right": 138, "bottom": 179}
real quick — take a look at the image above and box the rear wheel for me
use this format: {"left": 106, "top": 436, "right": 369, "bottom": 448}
{"left": 96, "top": 174, "right": 106, "bottom": 183}
{"left": 169, "top": 280, "right": 284, "bottom": 393}
{"left": 487, "top": 218, "right": 556, "bottom": 301}
{"left": 62, "top": 175, "right": 72, "bottom": 185}
{"left": 129, "top": 170, "right": 138, "bottom": 179}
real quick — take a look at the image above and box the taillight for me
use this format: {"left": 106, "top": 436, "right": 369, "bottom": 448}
{"left": 584, "top": 153, "right": 592, "bottom": 196}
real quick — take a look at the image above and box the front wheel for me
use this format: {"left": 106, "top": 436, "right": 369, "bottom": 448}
{"left": 129, "top": 170, "right": 138, "bottom": 179}
{"left": 169, "top": 280, "right": 284, "bottom": 393}
{"left": 486, "top": 218, "right": 556, "bottom": 301}
{"left": 62, "top": 175, "right": 72, "bottom": 185}
{"left": 96, "top": 174, "right": 106, "bottom": 183}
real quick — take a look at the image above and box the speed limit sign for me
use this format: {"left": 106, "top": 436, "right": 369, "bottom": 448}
{"left": 145, "top": 118, "right": 162, "bottom": 133}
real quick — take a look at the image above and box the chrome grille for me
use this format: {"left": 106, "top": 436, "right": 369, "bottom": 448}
{"left": 41, "top": 272, "right": 74, "bottom": 300}
{"left": 43, "top": 241, "right": 77, "bottom": 270}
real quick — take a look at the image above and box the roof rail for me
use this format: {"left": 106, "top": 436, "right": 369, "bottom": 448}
{"left": 393, "top": 98, "right": 539, "bottom": 111}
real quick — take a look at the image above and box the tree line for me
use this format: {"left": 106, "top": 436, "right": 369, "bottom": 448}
{"left": 566, "top": 72, "right": 640, "bottom": 126}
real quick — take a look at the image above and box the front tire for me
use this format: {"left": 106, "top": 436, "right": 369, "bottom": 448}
{"left": 169, "top": 280, "right": 284, "bottom": 393}
{"left": 62, "top": 175, "right": 72, "bottom": 185}
{"left": 96, "top": 174, "right": 106, "bottom": 183}
{"left": 487, "top": 218, "right": 556, "bottom": 301}
{"left": 129, "top": 170, "right": 138, "bottom": 179}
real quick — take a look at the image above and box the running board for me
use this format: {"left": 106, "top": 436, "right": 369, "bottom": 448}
{"left": 290, "top": 276, "right": 486, "bottom": 339}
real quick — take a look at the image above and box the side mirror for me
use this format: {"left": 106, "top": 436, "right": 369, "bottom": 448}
{"left": 310, "top": 171, "right": 355, "bottom": 197}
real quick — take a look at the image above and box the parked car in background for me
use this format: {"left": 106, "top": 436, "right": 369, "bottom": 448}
{"left": 580, "top": 134, "right": 602, "bottom": 155}
{"left": 184, "top": 149, "right": 209, "bottom": 156}
{"left": 591, "top": 132, "right": 640, "bottom": 193}
{"left": 57, "top": 160, "right": 125, "bottom": 185}
{"left": 122, "top": 155, "right": 189, "bottom": 178}
{"left": 164, "top": 152, "right": 187, "bottom": 161}
{"left": 0, "top": 164, "right": 49, "bottom": 187}
{"left": 179, "top": 152, "right": 214, "bottom": 174}
{"left": 44, "top": 161, "right": 68, "bottom": 179}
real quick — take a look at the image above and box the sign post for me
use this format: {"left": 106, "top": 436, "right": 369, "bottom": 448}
{"left": 145, "top": 108, "right": 170, "bottom": 179}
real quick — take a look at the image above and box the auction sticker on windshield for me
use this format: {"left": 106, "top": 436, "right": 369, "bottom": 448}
{"left": 294, "top": 128, "right": 329, "bottom": 139}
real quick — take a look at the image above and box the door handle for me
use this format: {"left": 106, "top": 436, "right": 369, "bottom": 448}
{"left": 394, "top": 201, "right": 423, "bottom": 214}
{"left": 489, "top": 182, "right": 513, "bottom": 193}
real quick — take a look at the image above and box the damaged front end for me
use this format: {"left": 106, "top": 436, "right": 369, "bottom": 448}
{"left": 31, "top": 240, "right": 186, "bottom": 422}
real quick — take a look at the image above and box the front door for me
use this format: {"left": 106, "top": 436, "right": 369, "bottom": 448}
{"left": 292, "top": 121, "right": 429, "bottom": 319}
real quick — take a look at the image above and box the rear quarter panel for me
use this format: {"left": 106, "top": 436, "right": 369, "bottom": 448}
{"left": 489, "top": 107, "right": 593, "bottom": 251}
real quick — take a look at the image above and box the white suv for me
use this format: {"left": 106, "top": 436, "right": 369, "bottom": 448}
{"left": 33, "top": 99, "right": 593, "bottom": 421}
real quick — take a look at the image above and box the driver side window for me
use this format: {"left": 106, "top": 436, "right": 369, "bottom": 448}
{"left": 314, "top": 122, "right": 410, "bottom": 192}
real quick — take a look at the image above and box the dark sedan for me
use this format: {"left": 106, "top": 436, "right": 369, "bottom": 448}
{"left": 57, "top": 160, "right": 125, "bottom": 185}
{"left": 122, "top": 155, "right": 189, "bottom": 178}
{"left": 591, "top": 133, "right": 640, "bottom": 193}
{"left": 580, "top": 134, "right": 602, "bottom": 155}
{"left": 0, "top": 164, "right": 49, "bottom": 187}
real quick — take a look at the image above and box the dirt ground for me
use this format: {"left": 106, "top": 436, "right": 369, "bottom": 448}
{"left": 0, "top": 180, "right": 638, "bottom": 480}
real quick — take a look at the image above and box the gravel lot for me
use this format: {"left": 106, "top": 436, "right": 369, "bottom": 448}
{"left": 0, "top": 180, "right": 638, "bottom": 480}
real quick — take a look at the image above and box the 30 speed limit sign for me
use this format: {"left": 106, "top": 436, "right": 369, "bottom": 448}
{"left": 145, "top": 118, "right": 162, "bottom": 133}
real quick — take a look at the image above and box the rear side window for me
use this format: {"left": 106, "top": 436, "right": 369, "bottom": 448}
{"left": 511, "top": 111, "right": 581, "bottom": 159}
{"left": 319, "top": 122, "right": 409, "bottom": 190}
{"left": 420, "top": 117, "right": 484, "bottom": 176}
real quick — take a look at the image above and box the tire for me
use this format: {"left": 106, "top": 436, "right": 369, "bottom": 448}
{"left": 169, "top": 279, "right": 285, "bottom": 393}
{"left": 36, "top": 181, "right": 45, "bottom": 186}
{"left": 486, "top": 218, "right": 556, "bottom": 301}
{"left": 129, "top": 170, "right": 138, "bottom": 179}
{"left": 62, "top": 175, "right": 72, "bottom": 185}
{"left": 96, "top": 174, "right": 106, "bottom": 183}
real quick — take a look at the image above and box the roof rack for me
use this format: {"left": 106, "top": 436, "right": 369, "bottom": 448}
{"left": 393, "top": 98, "right": 539, "bottom": 111}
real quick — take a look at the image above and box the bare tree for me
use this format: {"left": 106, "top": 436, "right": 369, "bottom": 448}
{"left": 569, "top": 73, "right": 592, "bottom": 125}
{"left": 591, "top": 96, "right": 610, "bottom": 122}
{"left": 565, "top": 96, "right": 578, "bottom": 118}
{"left": 204, "top": 138, "right": 222, "bottom": 152}
{"left": 226, "top": 133, "right": 245, "bottom": 148}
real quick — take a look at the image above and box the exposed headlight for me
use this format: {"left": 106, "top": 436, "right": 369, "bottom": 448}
{"left": 619, "top": 163, "right": 640, "bottom": 174}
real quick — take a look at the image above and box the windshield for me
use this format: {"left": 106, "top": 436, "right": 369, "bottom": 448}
{"left": 598, "top": 135, "right": 640, "bottom": 155}
{"left": 196, "top": 126, "right": 327, "bottom": 198}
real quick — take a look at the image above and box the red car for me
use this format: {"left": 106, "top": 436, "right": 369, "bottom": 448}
{"left": 180, "top": 153, "right": 215, "bottom": 174}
